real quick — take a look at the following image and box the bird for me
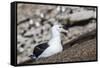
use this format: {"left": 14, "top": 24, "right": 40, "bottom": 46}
{"left": 29, "top": 23, "right": 68, "bottom": 60}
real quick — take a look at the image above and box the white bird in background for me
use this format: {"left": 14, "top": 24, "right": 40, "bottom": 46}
{"left": 29, "top": 23, "right": 68, "bottom": 60}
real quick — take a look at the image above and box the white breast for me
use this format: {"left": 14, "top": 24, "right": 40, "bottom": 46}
{"left": 38, "top": 36, "right": 63, "bottom": 58}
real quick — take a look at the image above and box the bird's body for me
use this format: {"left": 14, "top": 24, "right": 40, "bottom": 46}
{"left": 30, "top": 24, "right": 67, "bottom": 60}
{"left": 38, "top": 36, "right": 63, "bottom": 58}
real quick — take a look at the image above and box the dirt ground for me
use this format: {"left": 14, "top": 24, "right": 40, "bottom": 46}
{"left": 21, "top": 36, "right": 97, "bottom": 65}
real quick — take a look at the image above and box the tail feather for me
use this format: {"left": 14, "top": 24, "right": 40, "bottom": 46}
{"left": 29, "top": 54, "right": 37, "bottom": 60}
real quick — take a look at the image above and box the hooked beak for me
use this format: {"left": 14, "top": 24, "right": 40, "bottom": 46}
{"left": 60, "top": 26, "right": 68, "bottom": 35}
{"left": 60, "top": 28, "right": 68, "bottom": 33}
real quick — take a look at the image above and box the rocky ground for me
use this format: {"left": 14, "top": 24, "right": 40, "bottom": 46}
{"left": 17, "top": 3, "right": 97, "bottom": 65}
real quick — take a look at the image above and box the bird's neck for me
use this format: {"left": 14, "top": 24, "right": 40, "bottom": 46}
{"left": 49, "top": 29, "right": 61, "bottom": 45}
{"left": 51, "top": 29, "right": 60, "bottom": 38}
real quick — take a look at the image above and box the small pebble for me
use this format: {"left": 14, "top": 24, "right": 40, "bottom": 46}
{"left": 35, "top": 22, "right": 40, "bottom": 27}
{"left": 29, "top": 19, "right": 33, "bottom": 24}
{"left": 40, "top": 13, "right": 44, "bottom": 18}
{"left": 19, "top": 47, "right": 24, "bottom": 52}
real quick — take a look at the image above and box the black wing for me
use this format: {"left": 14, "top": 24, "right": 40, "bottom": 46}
{"left": 33, "top": 43, "right": 49, "bottom": 58}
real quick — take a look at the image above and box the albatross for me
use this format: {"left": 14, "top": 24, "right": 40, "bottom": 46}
{"left": 29, "top": 23, "right": 68, "bottom": 60}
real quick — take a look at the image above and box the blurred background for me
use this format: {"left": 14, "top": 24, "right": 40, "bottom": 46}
{"left": 17, "top": 3, "right": 97, "bottom": 64}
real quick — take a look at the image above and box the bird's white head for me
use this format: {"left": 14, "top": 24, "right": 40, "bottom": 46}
{"left": 51, "top": 23, "right": 68, "bottom": 37}
{"left": 52, "top": 24, "right": 62, "bottom": 31}
{"left": 52, "top": 23, "right": 68, "bottom": 32}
